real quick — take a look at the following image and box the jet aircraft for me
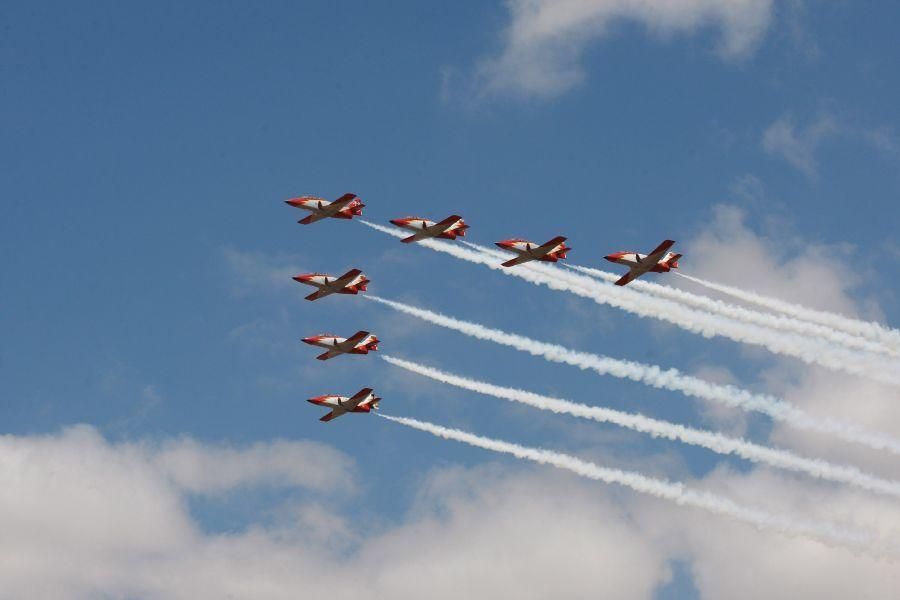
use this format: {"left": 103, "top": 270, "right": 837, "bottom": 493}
{"left": 285, "top": 193, "right": 364, "bottom": 225}
{"left": 302, "top": 331, "right": 379, "bottom": 360}
{"left": 605, "top": 240, "right": 681, "bottom": 286}
{"left": 308, "top": 387, "right": 381, "bottom": 422}
{"left": 495, "top": 236, "right": 570, "bottom": 267}
{"left": 292, "top": 269, "right": 369, "bottom": 301}
{"left": 389, "top": 215, "right": 469, "bottom": 243}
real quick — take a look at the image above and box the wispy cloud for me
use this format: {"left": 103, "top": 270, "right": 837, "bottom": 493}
{"left": 762, "top": 112, "right": 839, "bottom": 178}
{"left": 762, "top": 111, "right": 900, "bottom": 178}
{"left": 222, "top": 246, "right": 301, "bottom": 296}
{"left": 470, "top": 0, "right": 776, "bottom": 99}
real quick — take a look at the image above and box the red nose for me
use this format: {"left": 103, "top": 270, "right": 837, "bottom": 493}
{"left": 495, "top": 240, "right": 513, "bottom": 249}
{"left": 390, "top": 218, "right": 405, "bottom": 226}
{"left": 285, "top": 198, "right": 305, "bottom": 207}
{"left": 302, "top": 336, "right": 318, "bottom": 345}
{"left": 293, "top": 274, "right": 312, "bottom": 282}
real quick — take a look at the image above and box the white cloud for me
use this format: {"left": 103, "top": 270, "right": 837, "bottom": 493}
{"left": 153, "top": 436, "right": 356, "bottom": 495}
{"left": 683, "top": 204, "right": 865, "bottom": 317}
{"left": 475, "top": 0, "right": 776, "bottom": 98}
{"left": 2, "top": 415, "right": 899, "bottom": 597}
{"left": 8, "top": 206, "right": 900, "bottom": 597}
{"left": 666, "top": 468, "right": 900, "bottom": 599}
{"left": 683, "top": 203, "right": 900, "bottom": 472}
{"left": 0, "top": 427, "right": 673, "bottom": 599}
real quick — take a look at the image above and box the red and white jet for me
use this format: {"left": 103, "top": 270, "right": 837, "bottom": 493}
{"left": 495, "top": 236, "right": 570, "bottom": 267}
{"left": 292, "top": 268, "right": 369, "bottom": 301}
{"left": 605, "top": 240, "right": 681, "bottom": 286}
{"left": 308, "top": 387, "right": 381, "bottom": 422}
{"left": 389, "top": 215, "right": 469, "bottom": 244}
{"left": 302, "top": 330, "right": 379, "bottom": 360}
{"left": 284, "top": 193, "right": 364, "bottom": 225}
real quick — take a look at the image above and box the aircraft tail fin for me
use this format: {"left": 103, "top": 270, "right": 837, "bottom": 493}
{"left": 666, "top": 253, "right": 682, "bottom": 269}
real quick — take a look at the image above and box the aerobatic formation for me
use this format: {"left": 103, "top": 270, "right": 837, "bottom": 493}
{"left": 287, "top": 193, "right": 681, "bottom": 420}
{"left": 281, "top": 192, "right": 900, "bottom": 557}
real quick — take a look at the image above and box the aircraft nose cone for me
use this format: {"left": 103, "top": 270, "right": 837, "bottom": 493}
{"left": 301, "top": 336, "right": 316, "bottom": 344}
{"left": 389, "top": 218, "right": 403, "bottom": 226}
{"left": 292, "top": 274, "right": 309, "bottom": 282}
{"left": 285, "top": 198, "right": 302, "bottom": 207}
{"left": 495, "top": 241, "right": 510, "bottom": 249}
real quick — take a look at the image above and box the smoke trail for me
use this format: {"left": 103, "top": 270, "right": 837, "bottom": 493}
{"left": 675, "top": 271, "right": 900, "bottom": 351}
{"left": 359, "top": 221, "right": 900, "bottom": 386}
{"left": 378, "top": 413, "right": 874, "bottom": 552}
{"left": 566, "top": 264, "right": 899, "bottom": 359}
{"left": 382, "top": 355, "right": 900, "bottom": 499}
{"left": 364, "top": 294, "right": 900, "bottom": 455}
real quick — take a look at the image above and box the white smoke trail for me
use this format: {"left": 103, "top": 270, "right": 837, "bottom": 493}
{"left": 364, "top": 294, "right": 900, "bottom": 455}
{"left": 675, "top": 271, "right": 900, "bottom": 351}
{"left": 382, "top": 355, "right": 900, "bottom": 499}
{"left": 378, "top": 413, "right": 875, "bottom": 553}
{"left": 360, "top": 221, "right": 900, "bottom": 386}
{"left": 566, "top": 263, "right": 899, "bottom": 359}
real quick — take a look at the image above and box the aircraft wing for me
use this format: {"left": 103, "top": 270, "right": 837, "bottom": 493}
{"left": 401, "top": 231, "right": 432, "bottom": 244}
{"left": 614, "top": 269, "right": 642, "bottom": 286}
{"left": 536, "top": 236, "right": 567, "bottom": 255}
{"left": 338, "top": 330, "right": 370, "bottom": 350}
{"left": 325, "top": 193, "right": 359, "bottom": 213}
{"left": 305, "top": 289, "right": 333, "bottom": 301}
{"left": 333, "top": 268, "right": 363, "bottom": 289}
{"left": 316, "top": 349, "right": 342, "bottom": 360}
{"left": 320, "top": 407, "right": 347, "bottom": 422}
{"left": 342, "top": 387, "right": 374, "bottom": 411}
{"left": 433, "top": 214, "right": 463, "bottom": 231}
{"left": 298, "top": 213, "right": 328, "bottom": 225}
{"left": 501, "top": 254, "right": 536, "bottom": 268}
{"left": 644, "top": 240, "right": 675, "bottom": 264}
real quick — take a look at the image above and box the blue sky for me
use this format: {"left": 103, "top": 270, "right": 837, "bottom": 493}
{"left": 3, "top": 2, "right": 900, "bottom": 598}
